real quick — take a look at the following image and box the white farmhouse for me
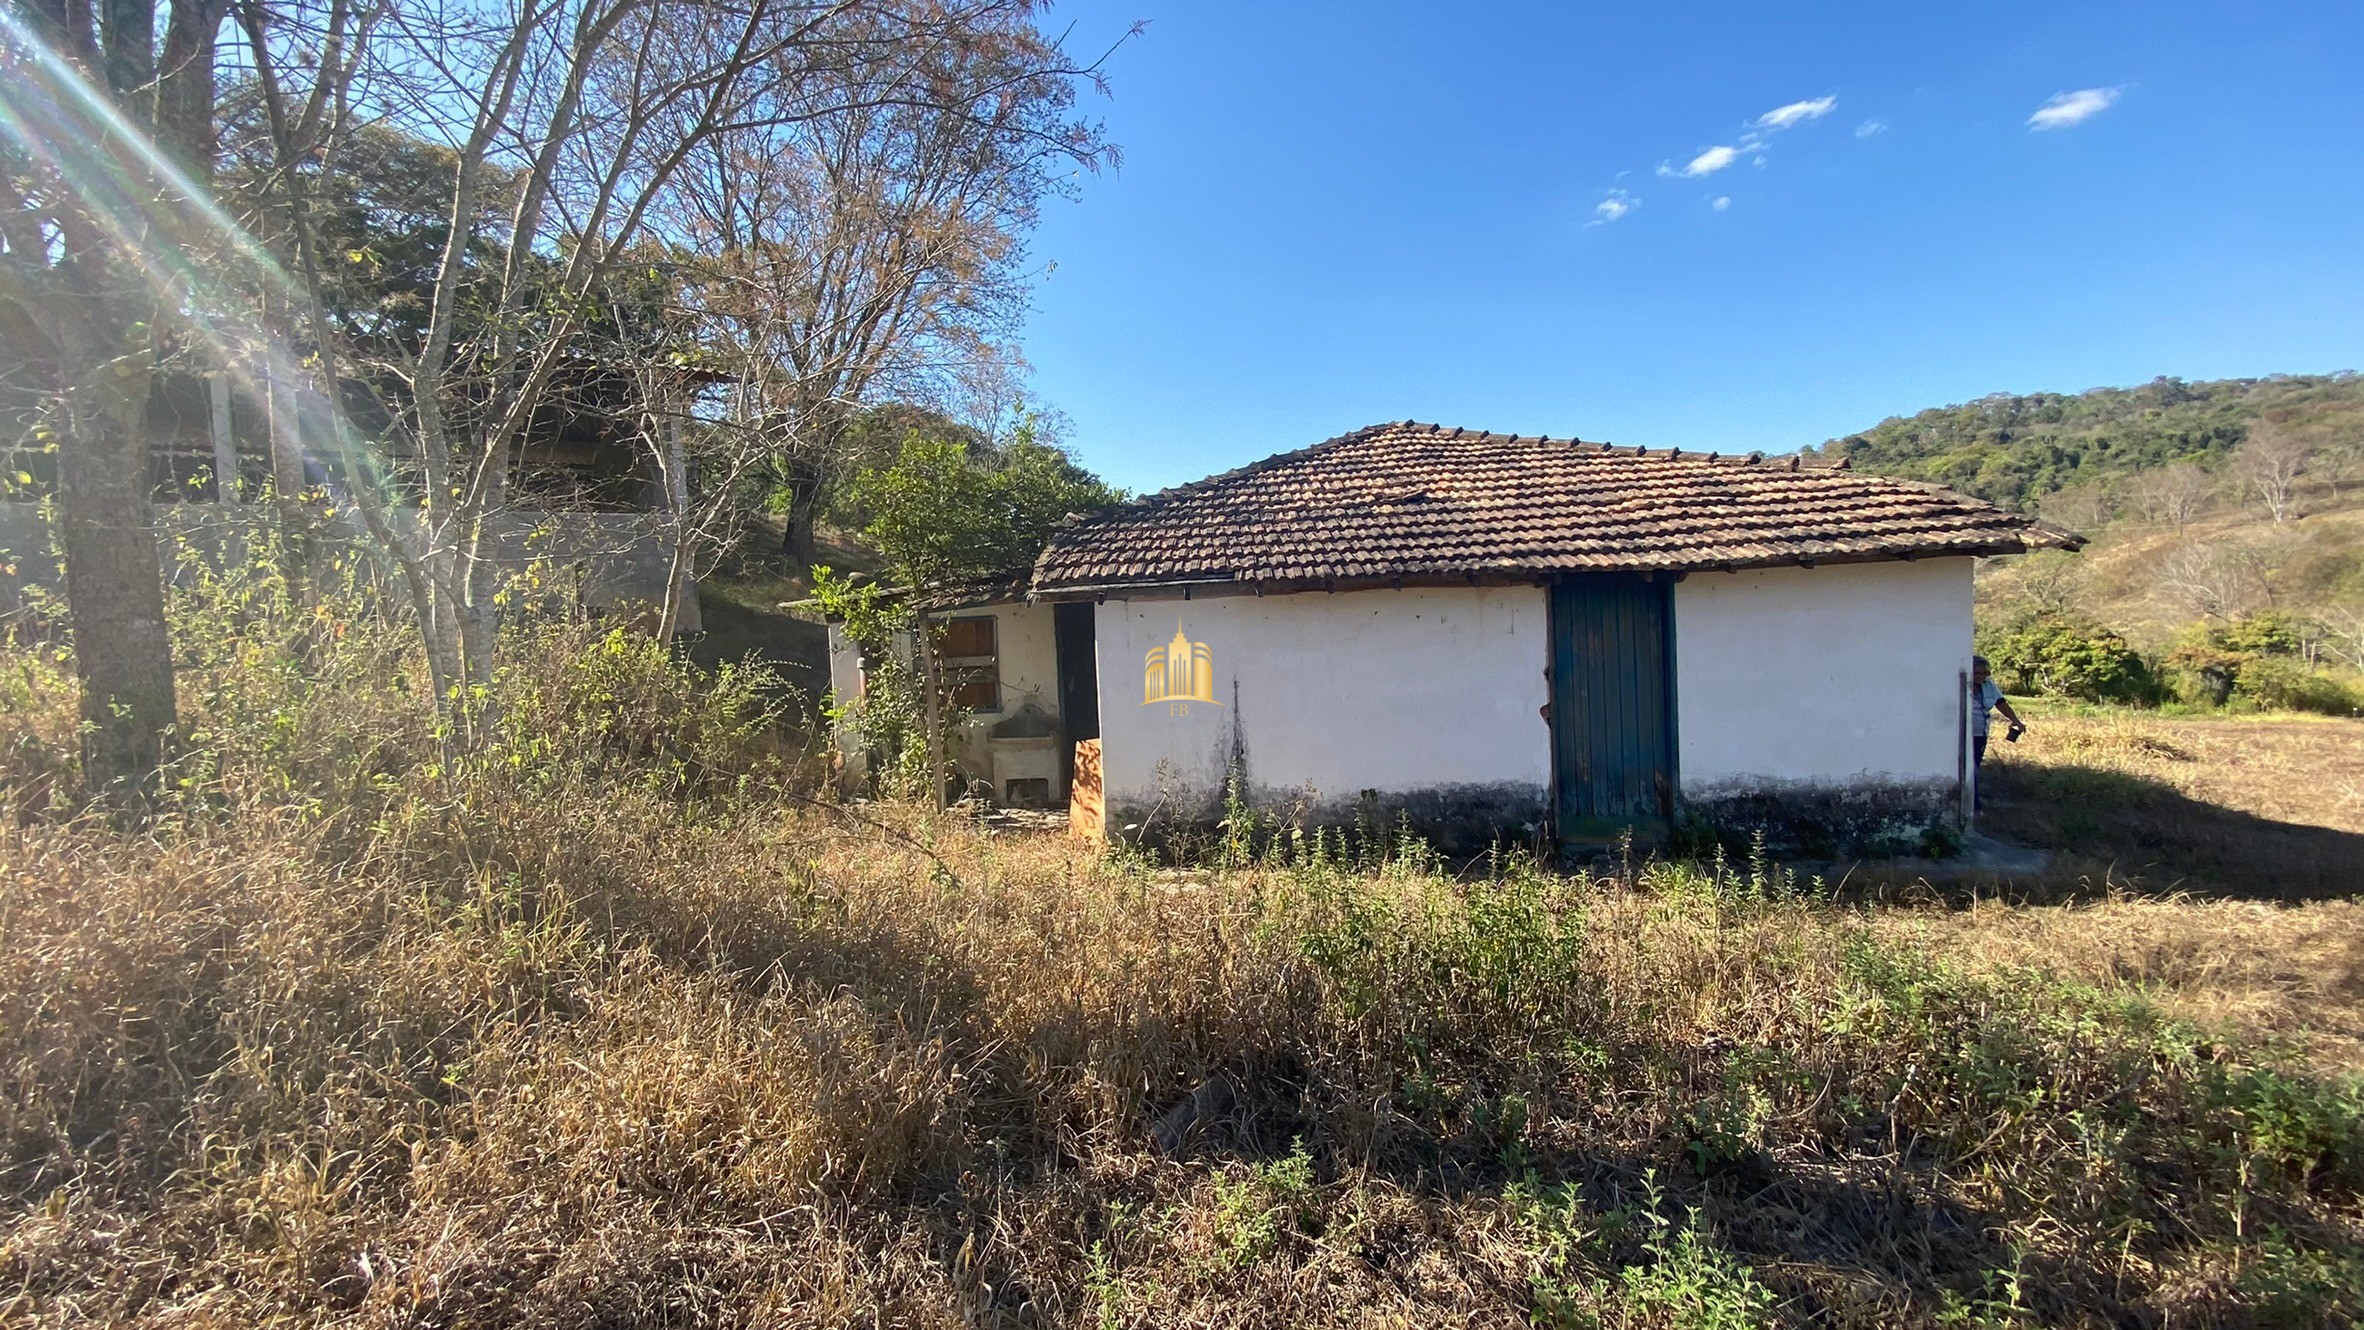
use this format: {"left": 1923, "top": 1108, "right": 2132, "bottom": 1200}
{"left": 829, "top": 422, "right": 2077, "bottom": 854}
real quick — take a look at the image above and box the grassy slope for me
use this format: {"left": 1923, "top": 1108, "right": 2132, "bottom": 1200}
{"left": 1975, "top": 497, "right": 2364, "bottom": 650}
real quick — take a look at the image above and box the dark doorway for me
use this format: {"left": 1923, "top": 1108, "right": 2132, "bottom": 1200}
{"left": 1053, "top": 602, "right": 1100, "bottom": 792}
{"left": 1549, "top": 575, "right": 1676, "bottom": 843}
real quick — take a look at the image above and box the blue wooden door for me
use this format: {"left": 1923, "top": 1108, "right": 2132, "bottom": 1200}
{"left": 1550, "top": 575, "right": 1676, "bottom": 840}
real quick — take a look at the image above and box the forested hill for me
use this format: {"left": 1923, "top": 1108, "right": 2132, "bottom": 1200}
{"left": 1816, "top": 373, "right": 2364, "bottom": 510}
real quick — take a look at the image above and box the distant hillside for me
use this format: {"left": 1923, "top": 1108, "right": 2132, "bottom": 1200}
{"left": 1818, "top": 373, "right": 2364, "bottom": 510}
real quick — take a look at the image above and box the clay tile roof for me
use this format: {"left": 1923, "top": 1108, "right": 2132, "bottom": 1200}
{"left": 1031, "top": 422, "right": 2079, "bottom": 595}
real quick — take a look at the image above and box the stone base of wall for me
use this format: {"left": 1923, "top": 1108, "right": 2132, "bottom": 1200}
{"left": 1675, "top": 779, "right": 1964, "bottom": 860}
{"left": 1102, "top": 771, "right": 1964, "bottom": 866}
{"left": 1108, "top": 779, "right": 1551, "bottom": 862}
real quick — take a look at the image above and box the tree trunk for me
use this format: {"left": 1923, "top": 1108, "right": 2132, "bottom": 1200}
{"left": 657, "top": 527, "right": 695, "bottom": 643}
{"left": 156, "top": 0, "right": 220, "bottom": 178}
{"left": 51, "top": 300, "right": 178, "bottom": 796}
{"left": 21, "top": 0, "right": 182, "bottom": 797}
{"left": 777, "top": 452, "right": 821, "bottom": 567}
{"left": 656, "top": 415, "right": 693, "bottom": 640}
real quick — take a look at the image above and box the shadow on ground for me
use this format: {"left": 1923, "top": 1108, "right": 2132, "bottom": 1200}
{"left": 1975, "top": 759, "right": 2364, "bottom": 901}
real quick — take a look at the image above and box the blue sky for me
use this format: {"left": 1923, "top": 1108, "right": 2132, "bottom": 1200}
{"left": 1020, "top": 1, "right": 2364, "bottom": 494}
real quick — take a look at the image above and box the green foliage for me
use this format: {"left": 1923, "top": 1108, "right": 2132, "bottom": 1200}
{"left": 1821, "top": 372, "right": 2364, "bottom": 509}
{"left": 1284, "top": 846, "right": 1591, "bottom": 1031}
{"left": 2164, "top": 614, "right": 2363, "bottom": 714}
{"left": 2231, "top": 657, "right": 2362, "bottom": 715}
{"left": 810, "top": 568, "right": 932, "bottom": 799}
{"left": 2215, "top": 609, "right": 2311, "bottom": 658}
{"left": 7, "top": 509, "right": 794, "bottom": 820}
{"left": 1514, "top": 1171, "right": 1779, "bottom": 1330}
{"left": 1616, "top": 1195, "right": 1780, "bottom": 1330}
{"left": 1209, "top": 1142, "right": 1318, "bottom": 1267}
{"left": 839, "top": 420, "right": 1120, "bottom": 592}
{"left": 1682, "top": 1050, "right": 1785, "bottom": 1176}
{"left": 493, "top": 626, "right": 787, "bottom": 802}
{"left": 2234, "top": 1233, "right": 2364, "bottom": 1328}
{"left": 1981, "top": 613, "right": 2160, "bottom": 704}
{"left": 1830, "top": 936, "right": 2364, "bottom": 1201}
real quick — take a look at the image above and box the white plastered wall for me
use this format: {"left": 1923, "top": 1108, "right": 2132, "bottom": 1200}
{"left": 1095, "top": 586, "right": 1552, "bottom": 821}
{"left": 826, "top": 601, "right": 1068, "bottom": 799}
{"left": 942, "top": 602, "right": 1064, "bottom": 800}
{"left": 935, "top": 602, "right": 1060, "bottom": 723}
{"left": 1672, "top": 559, "right": 1973, "bottom": 794}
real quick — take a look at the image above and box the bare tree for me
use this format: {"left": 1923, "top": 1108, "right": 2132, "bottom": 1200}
{"left": 2325, "top": 593, "right": 2364, "bottom": 672}
{"left": 2307, "top": 420, "right": 2364, "bottom": 505}
{"left": 2005, "top": 548, "right": 2087, "bottom": 618}
{"left": 661, "top": 14, "right": 1115, "bottom": 566}
{"left": 2036, "top": 481, "right": 2113, "bottom": 536}
{"left": 2157, "top": 539, "right": 2270, "bottom": 623}
{"left": 5, "top": 0, "right": 1114, "bottom": 754}
{"left": 2131, "top": 461, "right": 2214, "bottom": 530}
{"left": 2232, "top": 424, "right": 2313, "bottom": 523}
{"left": 618, "top": 333, "right": 777, "bottom": 643}
{"left": 222, "top": 0, "right": 1108, "bottom": 741}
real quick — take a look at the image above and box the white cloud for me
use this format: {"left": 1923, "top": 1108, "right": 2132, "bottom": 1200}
{"left": 1661, "top": 144, "right": 1739, "bottom": 178}
{"left": 1711, "top": 196, "right": 1731, "bottom": 211}
{"left": 2027, "top": 87, "right": 2120, "bottom": 130}
{"left": 1590, "top": 189, "right": 1639, "bottom": 225}
{"left": 1855, "top": 119, "right": 1887, "bottom": 138}
{"left": 1753, "top": 96, "right": 1837, "bottom": 131}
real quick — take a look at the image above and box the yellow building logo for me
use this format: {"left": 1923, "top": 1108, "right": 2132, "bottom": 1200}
{"left": 1143, "top": 624, "right": 1220, "bottom": 714}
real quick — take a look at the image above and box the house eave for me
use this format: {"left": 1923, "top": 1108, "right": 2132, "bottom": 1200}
{"left": 1026, "top": 541, "right": 2053, "bottom": 603}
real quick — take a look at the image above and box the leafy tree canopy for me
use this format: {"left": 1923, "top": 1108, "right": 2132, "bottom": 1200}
{"left": 1817, "top": 373, "right": 2364, "bottom": 510}
{"left": 832, "top": 419, "right": 1121, "bottom": 594}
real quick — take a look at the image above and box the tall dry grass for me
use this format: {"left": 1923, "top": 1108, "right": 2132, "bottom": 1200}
{"left": 2, "top": 545, "right": 2360, "bottom": 1327}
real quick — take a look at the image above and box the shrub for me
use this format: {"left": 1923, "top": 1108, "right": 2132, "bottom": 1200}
{"left": 2216, "top": 610, "right": 2311, "bottom": 658}
{"left": 1981, "top": 614, "right": 2159, "bottom": 704}
{"left": 2166, "top": 616, "right": 2362, "bottom": 714}
{"left": 2233, "top": 657, "right": 2363, "bottom": 716}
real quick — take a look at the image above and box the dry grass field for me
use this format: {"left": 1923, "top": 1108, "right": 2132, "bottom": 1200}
{"left": 1887, "top": 706, "right": 2364, "bottom": 1076}
{"left": 1977, "top": 704, "right": 2364, "bottom": 899}
{"left": 2, "top": 581, "right": 2361, "bottom": 1327}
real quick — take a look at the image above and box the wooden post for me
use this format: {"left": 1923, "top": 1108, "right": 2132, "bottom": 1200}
{"left": 265, "top": 359, "right": 304, "bottom": 495}
{"left": 920, "top": 616, "right": 946, "bottom": 810}
{"left": 1069, "top": 737, "right": 1104, "bottom": 842}
{"left": 1957, "top": 667, "right": 1973, "bottom": 830}
{"left": 208, "top": 371, "right": 237, "bottom": 504}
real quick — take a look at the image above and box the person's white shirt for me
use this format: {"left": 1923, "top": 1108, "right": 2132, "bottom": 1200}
{"left": 1970, "top": 677, "right": 2005, "bottom": 738}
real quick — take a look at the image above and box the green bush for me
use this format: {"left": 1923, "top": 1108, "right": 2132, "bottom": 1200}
{"left": 2165, "top": 615, "right": 2362, "bottom": 715}
{"left": 2215, "top": 610, "right": 2311, "bottom": 658}
{"left": 1981, "top": 614, "right": 2159, "bottom": 704}
{"left": 2233, "top": 657, "right": 2363, "bottom": 716}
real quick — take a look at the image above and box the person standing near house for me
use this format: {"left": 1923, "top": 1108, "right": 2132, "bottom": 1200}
{"left": 1969, "top": 655, "right": 2026, "bottom": 809}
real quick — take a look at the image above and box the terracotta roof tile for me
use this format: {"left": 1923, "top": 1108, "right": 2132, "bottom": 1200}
{"left": 1031, "top": 422, "right": 2078, "bottom": 594}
